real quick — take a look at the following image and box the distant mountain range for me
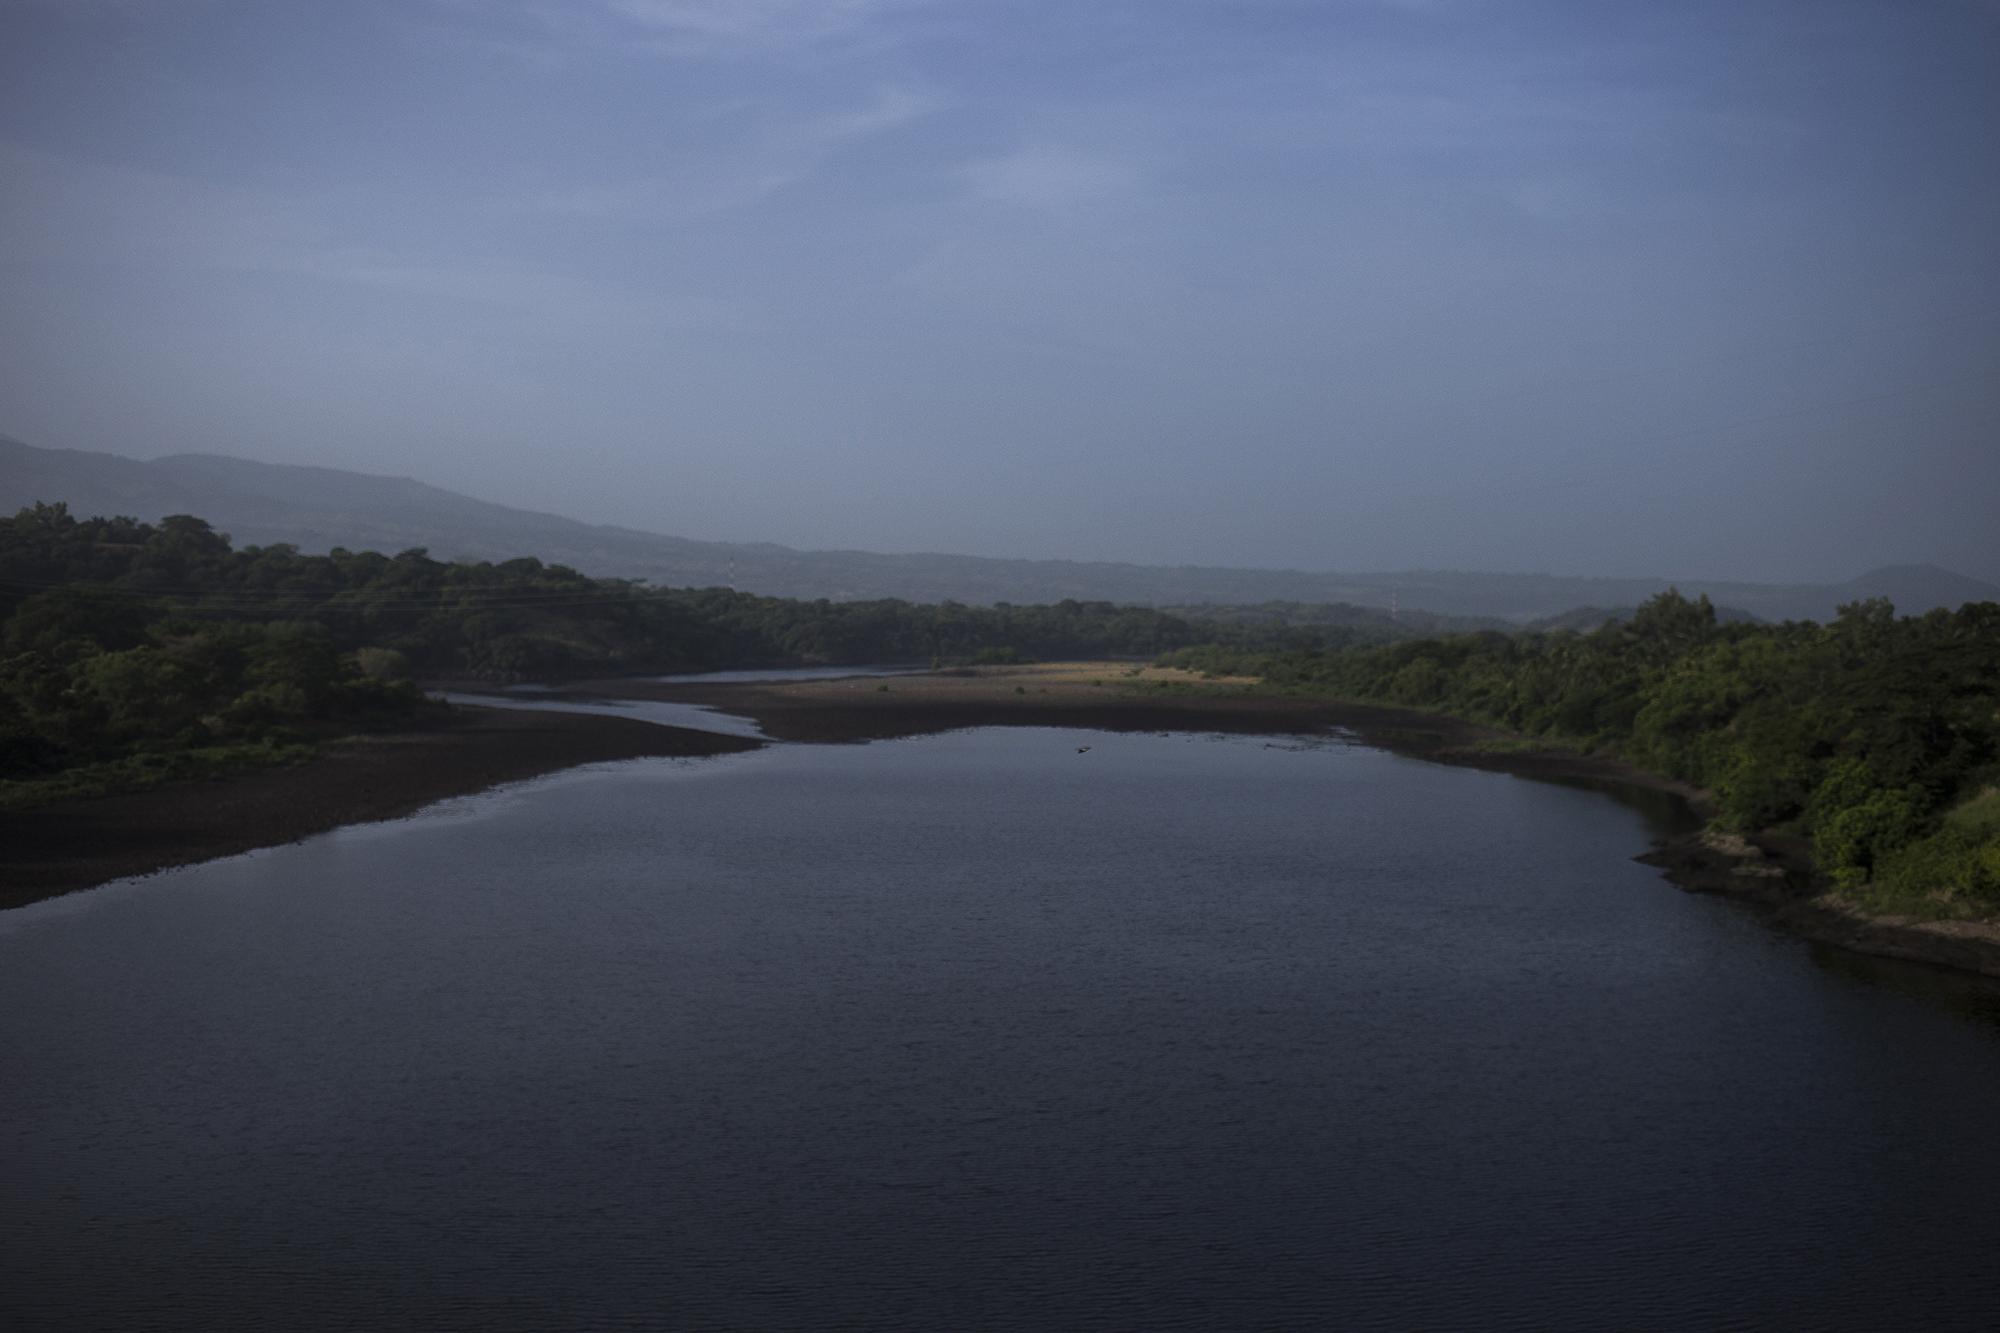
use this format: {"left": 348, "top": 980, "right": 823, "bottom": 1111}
{"left": 5, "top": 436, "right": 1995, "bottom": 623}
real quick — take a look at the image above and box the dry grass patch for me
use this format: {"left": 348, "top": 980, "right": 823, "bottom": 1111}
{"left": 996, "top": 661, "right": 1262, "bottom": 688}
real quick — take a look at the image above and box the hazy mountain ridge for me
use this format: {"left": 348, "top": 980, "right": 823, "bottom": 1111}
{"left": 1525, "top": 604, "right": 1768, "bottom": 633}
{"left": 1161, "top": 601, "right": 1515, "bottom": 636}
{"left": 5, "top": 437, "right": 1994, "bottom": 621}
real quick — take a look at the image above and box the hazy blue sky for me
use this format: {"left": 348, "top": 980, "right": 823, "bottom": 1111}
{"left": 3, "top": 0, "right": 1996, "bottom": 581}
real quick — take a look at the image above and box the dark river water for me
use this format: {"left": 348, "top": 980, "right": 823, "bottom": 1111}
{"left": 436, "top": 690, "right": 769, "bottom": 739}
{"left": 653, "top": 664, "right": 928, "bottom": 684}
{"left": 7, "top": 727, "right": 2000, "bottom": 1330}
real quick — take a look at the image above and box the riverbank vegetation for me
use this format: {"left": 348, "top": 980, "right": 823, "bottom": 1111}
{"left": 1163, "top": 592, "right": 2000, "bottom": 915}
{"left": 0, "top": 514, "right": 434, "bottom": 806}
{"left": 10, "top": 501, "right": 1995, "bottom": 922}
{"left": 0, "top": 504, "right": 1388, "bottom": 802}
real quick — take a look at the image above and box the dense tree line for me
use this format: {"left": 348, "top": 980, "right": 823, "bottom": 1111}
{"left": 0, "top": 503, "right": 1348, "bottom": 795}
{"left": 0, "top": 503, "right": 1228, "bottom": 677}
{"left": 0, "top": 509, "right": 431, "bottom": 797}
{"left": 1164, "top": 591, "right": 2000, "bottom": 912}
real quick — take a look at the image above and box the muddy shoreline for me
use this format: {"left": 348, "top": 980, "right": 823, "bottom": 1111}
{"left": 566, "top": 666, "right": 1704, "bottom": 795}
{"left": 1635, "top": 828, "right": 2000, "bottom": 978}
{"left": 8, "top": 663, "right": 1999, "bottom": 980}
{"left": 0, "top": 707, "right": 756, "bottom": 911}
{"left": 4, "top": 667, "right": 1679, "bottom": 912}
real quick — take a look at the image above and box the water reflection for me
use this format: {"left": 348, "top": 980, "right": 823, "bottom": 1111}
{"left": 1507, "top": 770, "right": 1704, "bottom": 838}
{"left": 434, "top": 690, "right": 766, "bottom": 738}
{"left": 1806, "top": 943, "right": 2000, "bottom": 1028}
{"left": 8, "top": 729, "right": 2000, "bottom": 1329}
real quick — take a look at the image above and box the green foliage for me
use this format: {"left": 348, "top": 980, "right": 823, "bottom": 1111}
{"left": 1946, "top": 787, "right": 2000, "bottom": 838}
{"left": 3, "top": 585, "right": 157, "bottom": 657}
{"left": 0, "top": 502, "right": 1345, "bottom": 802}
{"left": 1813, "top": 783, "right": 1926, "bottom": 888}
{"left": 1868, "top": 824, "right": 2000, "bottom": 913}
{"left": 0, "top": 507, "right": 435, "bottom": 799}
{"left": 352, "top": 646, "right": 411, "bottom": 681}
{"left": 1862, "top": 788, "right": 2000, "bottom": 914}
{"left": 1388, "top": 656, "right": 1445, "bottom": 705}
{"left": 1160, "top": 589, "right": 2000, "bottom": 900}
{"left": 1712, "top": 748, "right": 1817, "bottom": 832}
{"left": 0, "top": 739, "right": 319, "bottom": 812}
{"left": 3, "top": 503, "right": 1371, "bottom": 695}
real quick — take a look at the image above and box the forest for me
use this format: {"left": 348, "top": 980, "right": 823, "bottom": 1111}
{"left": 0, "top": 504, "right": 1383, "bottom": 801}
{"left": 1163, "top": 592, "right": 2000, "bottom": 914}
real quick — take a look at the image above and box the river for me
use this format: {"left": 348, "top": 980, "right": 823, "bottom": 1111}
{"left": 5, "top": 723, "right": 2000, "bottom": 1329}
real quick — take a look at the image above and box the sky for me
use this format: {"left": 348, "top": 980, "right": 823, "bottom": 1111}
{"left": 2, "top": 0, "right": 1997, "bottom": 583}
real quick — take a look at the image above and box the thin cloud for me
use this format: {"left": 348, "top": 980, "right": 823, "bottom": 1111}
{"left": 532, "top": 168, "right": 804, "bottom": 224}
{"left": 528, "top": 86, "right": 934, "bottom": 225}
{"left": 0, "top": 140, "right": 323, "bottom": 272}
{"left": 607, "top": 0, "right": 927, "bottom": 53}
{"left": 1506, "top": 176, "right": 1600, "bottom": 224}
{"left": 801, "top": 85, "right": 935, "bottom": 145}
{"left": 0, "top": 141, "right": 725, "bottom": 330}
{"left": 959, "top": 146, "right": 1143, "bottom": 209}
{"left": 419, "top": 0, "right": 930, "bottom": 62}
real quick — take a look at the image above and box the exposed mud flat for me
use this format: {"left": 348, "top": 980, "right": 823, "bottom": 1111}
{"left": 0, "top": 707, "right": 756, "bottom": 910}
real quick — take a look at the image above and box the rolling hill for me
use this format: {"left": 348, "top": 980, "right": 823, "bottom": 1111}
{"left": 5, "top": 436, "right": 1993, "bottom": 621}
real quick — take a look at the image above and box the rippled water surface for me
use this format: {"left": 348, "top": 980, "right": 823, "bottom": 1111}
{"left": 7, "top": 728, "right": 2000, "bottom": 1330}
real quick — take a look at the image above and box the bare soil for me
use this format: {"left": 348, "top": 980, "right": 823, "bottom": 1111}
{"left": 0, "top": 706, "right": 756, "bottom": 910}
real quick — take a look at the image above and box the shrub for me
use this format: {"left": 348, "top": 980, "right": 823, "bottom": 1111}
{"left": 1810, "top": 762, "right": 1928, "bottom": 887}
{"left": 352, "top": 646, "right": 411, "bottom": 681}
{"left": 1873, "top": 824, "right": 2000, "bottom": 909}
{"left": 1713, "top": 749, "right": 1814, "bottom": 831}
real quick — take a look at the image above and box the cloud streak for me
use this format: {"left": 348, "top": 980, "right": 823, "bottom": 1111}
{"left": 959, "top": 145, "right": 1143, "bottom": 210}
{"left": 0, "top": 141, "right": 734, "bottom": 331}
{"left": 523, "top": 84, "right": 936, "bottom": 225}
{"left": 2, "top": 0, "right": 1994, "bottom": 580}
{"left": 607, "top": 0, "right": 923, "bottom": 49}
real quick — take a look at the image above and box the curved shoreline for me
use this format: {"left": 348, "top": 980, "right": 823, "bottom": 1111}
{"left": 0, "top": 706, "right": 758, "bottom": 911}
{"left": 572, "top": 665, "right": 2000, "bottom": 979}
{"left": 8, "top": 663, "right": 2000, "bottom": 981}
{"left": 0, "top": 670, "right": 1676, "bottom": 912}
{"left": 1636, "top": 830, "right": 2000, "bottom": 979}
